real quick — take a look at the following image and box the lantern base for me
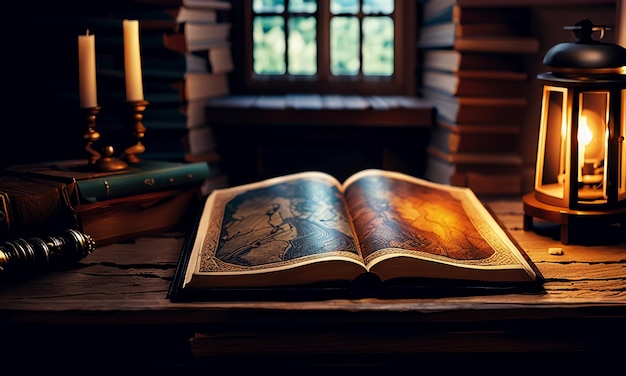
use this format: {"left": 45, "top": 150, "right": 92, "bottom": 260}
{"left": 522, "top": 193, "right": 626, "bottom": 245}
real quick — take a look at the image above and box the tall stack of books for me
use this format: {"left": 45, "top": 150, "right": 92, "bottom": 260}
{"left": 417, "top": 0, "right": 539, "bottom": 195}
{"left": 92, "top": 0, "right": 233, "bottom": 168}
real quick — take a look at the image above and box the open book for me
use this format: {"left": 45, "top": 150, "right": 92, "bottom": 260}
{"left": 169, "top": 170, "right": 540, "bottom": 300}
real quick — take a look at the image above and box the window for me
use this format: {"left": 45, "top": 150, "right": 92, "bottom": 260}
{"left": 243, "top": 0, "right": 415, "bottom": 95}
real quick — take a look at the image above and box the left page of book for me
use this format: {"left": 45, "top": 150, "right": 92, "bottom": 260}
{"left": 182, "top": 171, "right": 367, "bottom": 290}
{"left": 341, "top": 169, "right": 538, "bottom": 283}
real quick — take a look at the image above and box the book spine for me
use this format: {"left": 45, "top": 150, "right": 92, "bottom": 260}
{"left": 0, "top": 180, "right": 80, "bottom": 241}
{"left": 77, "top": 162, "right": 211, "bottom": 202}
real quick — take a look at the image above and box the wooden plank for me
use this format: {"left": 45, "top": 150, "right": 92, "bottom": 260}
{"left": 0, "top": 198, "right": 624, "bottom": 325}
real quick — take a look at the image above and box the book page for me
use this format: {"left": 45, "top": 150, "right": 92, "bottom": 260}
{"left": 342, "top": 170, "right": 536, "bottom": 282}
{"left": 184, "top": 172, "right": 365, "bottom": 288}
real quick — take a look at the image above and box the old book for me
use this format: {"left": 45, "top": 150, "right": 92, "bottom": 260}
{"left": 0, "top": 175, "right": 79, "bottom": 241}
{"left": 7, "top": 159, "right": 213, "bottom": 203}
{"left": 169, "top": 169, "right": 539, "bottom": 300}
{"left": 180, "top": 21, "right": 230, "bottom": 41}
{"left": 184, "top": 72, "right": 230, "bottom": 101}
{"left": 424, "top": 146, "right": 523, "bottom": 195}
{"left": 421, "top": 87, "right": 527, "bottom": 124}
{"left": 429, "top": 116, "right": 520, "bottom": 153}
{"left": 423, "top": 20, "right": 522, "bottom": 38}
{"left": 422, "top": 1, "right": 531, "bottom": 26}
{"left": 164, "top": 22, "right": 231, "bottom": 53}
{"left": 417, "top": 22, "right": 539, "bottom": 53}
{"left": 425, "top": 159, "right": 523, "bottom": 196}
{"left": 76, "top": 186, "right": 202, "bottom": 246}
{"left": 418, "top": 34, "right": 539, "bottom": 54}
{"left": 422, "top": 69, "right": 529, "bottom": 97}
{"left": 420, "top": 50, "right": 524, "bottom": 73}
{"left": 426, "top": 144, "right": 523, "bottom": 166}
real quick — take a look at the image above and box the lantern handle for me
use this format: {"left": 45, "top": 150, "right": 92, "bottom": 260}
{"left": 563, "top": 19, "right": 612, "bottom": 43}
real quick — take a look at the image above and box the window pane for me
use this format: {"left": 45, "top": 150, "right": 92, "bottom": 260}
{"left": 253, "top": 0, "right": 284, "bottom": 13}
{"left": 363, "top": 0, "right": 394, "bottom": 14}
{"left": 362, "top": 16, "right": 393, "bottom": 76}
{"left": 331, "top": 0, "right": 358, "bottom": 15}
{"left": 330, "top": 16, "right": 359, "bottom": 75}
{"left": 288, "top": 17, "right": 317, "bottom": 75}
{"left": 253, "top": 16, "right": 286, "bottom": 74}
{"left": 289, "top": 0, "right": 316, "bottom": 13}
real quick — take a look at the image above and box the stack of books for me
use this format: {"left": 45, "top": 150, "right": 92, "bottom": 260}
{"left": 417, "top": 0, "right": 539, "bottom": 195}
{"left": 4, "top": 158, "right": 221, "bottom": 246}
{"left": 91, "top": 0, "right": 234, "bottom": 166}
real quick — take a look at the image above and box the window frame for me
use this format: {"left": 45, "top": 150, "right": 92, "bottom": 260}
{"left": 241, "top": 0, "right": 415, "bottom": 95}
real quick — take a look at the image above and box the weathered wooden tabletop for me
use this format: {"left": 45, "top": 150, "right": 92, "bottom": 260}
{"left": 0, "top": 198, "right": 624, "bottom": 322}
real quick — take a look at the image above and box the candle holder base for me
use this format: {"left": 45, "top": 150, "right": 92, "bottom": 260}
{"left": 95, "top": 146, "right": 129, "bottom": 172}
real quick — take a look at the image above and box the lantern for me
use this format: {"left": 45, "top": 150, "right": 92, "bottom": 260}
{"left": 523, "top": 19, "right": 626, "bottom": 244}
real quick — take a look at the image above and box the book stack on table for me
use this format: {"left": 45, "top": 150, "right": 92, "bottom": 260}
{"left": 417, "top": 0, "right": 539, "bottom": 195}
{"left": 4, "top": 159, "right": 227, "bottom": 246}
{"left": 42, "top": 1, "right": 233, "bottom": 165}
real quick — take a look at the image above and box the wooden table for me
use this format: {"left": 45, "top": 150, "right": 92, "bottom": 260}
{"left": 1, "top": 198, "right": 624, "bottom": 373}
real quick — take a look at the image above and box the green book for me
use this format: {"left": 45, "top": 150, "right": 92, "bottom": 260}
{"left": 6, "top": 159, "right": 212, "bottom": 203}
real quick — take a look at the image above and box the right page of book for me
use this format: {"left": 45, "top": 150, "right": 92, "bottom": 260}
{"left": 342, "top": 169, "right": 537, "bottom": 283}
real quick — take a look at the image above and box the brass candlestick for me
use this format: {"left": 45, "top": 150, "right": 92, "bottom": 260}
{"left": 82, "top": 106, "right": 128, "bottom": 172}
{"left": 121, "top": 99, "right": 149, "bottom": 164}
{"left": 83, "top": 105, "right": 102, "bottom": 166}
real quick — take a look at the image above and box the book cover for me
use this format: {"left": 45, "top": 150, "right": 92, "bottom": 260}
{"left": 417, "top": 26, "right": 539, "bottom": 54}
{"left": 428, "top": 121, "right": 519, "bottom": 153}
{"left": 421, "top": 69, "right": 529, "bottom": 97}
{"left": 422, "top": 1, "right": 531, "bottom": 26}
{"left": 423, "top": 153, "right": 522, "bottom": 195}
{"left": 163, "top": 30, "right": 232, "bottom": 52}
{"left": 76, "top": 186, "right": 202, "bottom": 245}
{"left": 424, "top": 144, "right": 523, "bottom": 195}
{"left": 0, "top": 175, "right": 80, "bottom": 241}
{"left": 426, "top": 144, "right": 523, "bottom": 166}
{"left": 184, "top": 72, "right": 230, "bottom": 101}
{"left": 421, "top": 87, "right": 527, "bottom": 124}
{"left": 420, "top": 50, "right": 524, "bottom": 73}
{"left": 169, "top": 169, "right": 540, "bottom": 301}
{"left": 180, "top": 21, "right": 231, "bottom": 42}
{"left": 164, "top": 21, "right": 231, "bottom": 53}
{"left": 6, "top": 159, "right": 213, "bottom": 203}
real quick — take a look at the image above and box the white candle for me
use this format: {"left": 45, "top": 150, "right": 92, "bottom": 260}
{"left": 78, "top": 31, "right": 97, "bottom": 108}
{"left": 123, "top": 19, "right": 144, "bottom": 101}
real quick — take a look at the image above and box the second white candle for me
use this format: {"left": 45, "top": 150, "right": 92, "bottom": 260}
{"left": 123, "top": 19, "right": 144, "bottom": 102}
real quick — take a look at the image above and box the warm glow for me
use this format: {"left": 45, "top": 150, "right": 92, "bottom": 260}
{"left": 578, "top": 116, "right": 593, "bottom": 147}
{"left": 578, "top": 110, "right": 606, "bottom": 164}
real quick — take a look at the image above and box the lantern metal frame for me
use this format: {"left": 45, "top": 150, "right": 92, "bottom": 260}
{"left": 523, "top": 19, "right": 626, "bottom": 244}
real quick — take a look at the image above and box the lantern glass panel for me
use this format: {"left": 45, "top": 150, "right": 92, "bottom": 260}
{"left": 617, "top": 89, "right": 626, "bottom": 201}
{"left": 536, "top": 86, "right": 568, "bottom": 202}
{"left": 576, "top": 91, "right": 609, "bottom": 204}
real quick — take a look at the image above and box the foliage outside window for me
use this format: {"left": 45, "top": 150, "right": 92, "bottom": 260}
{"left": 244, "top": 0, "right": 413, "bottom": 95}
